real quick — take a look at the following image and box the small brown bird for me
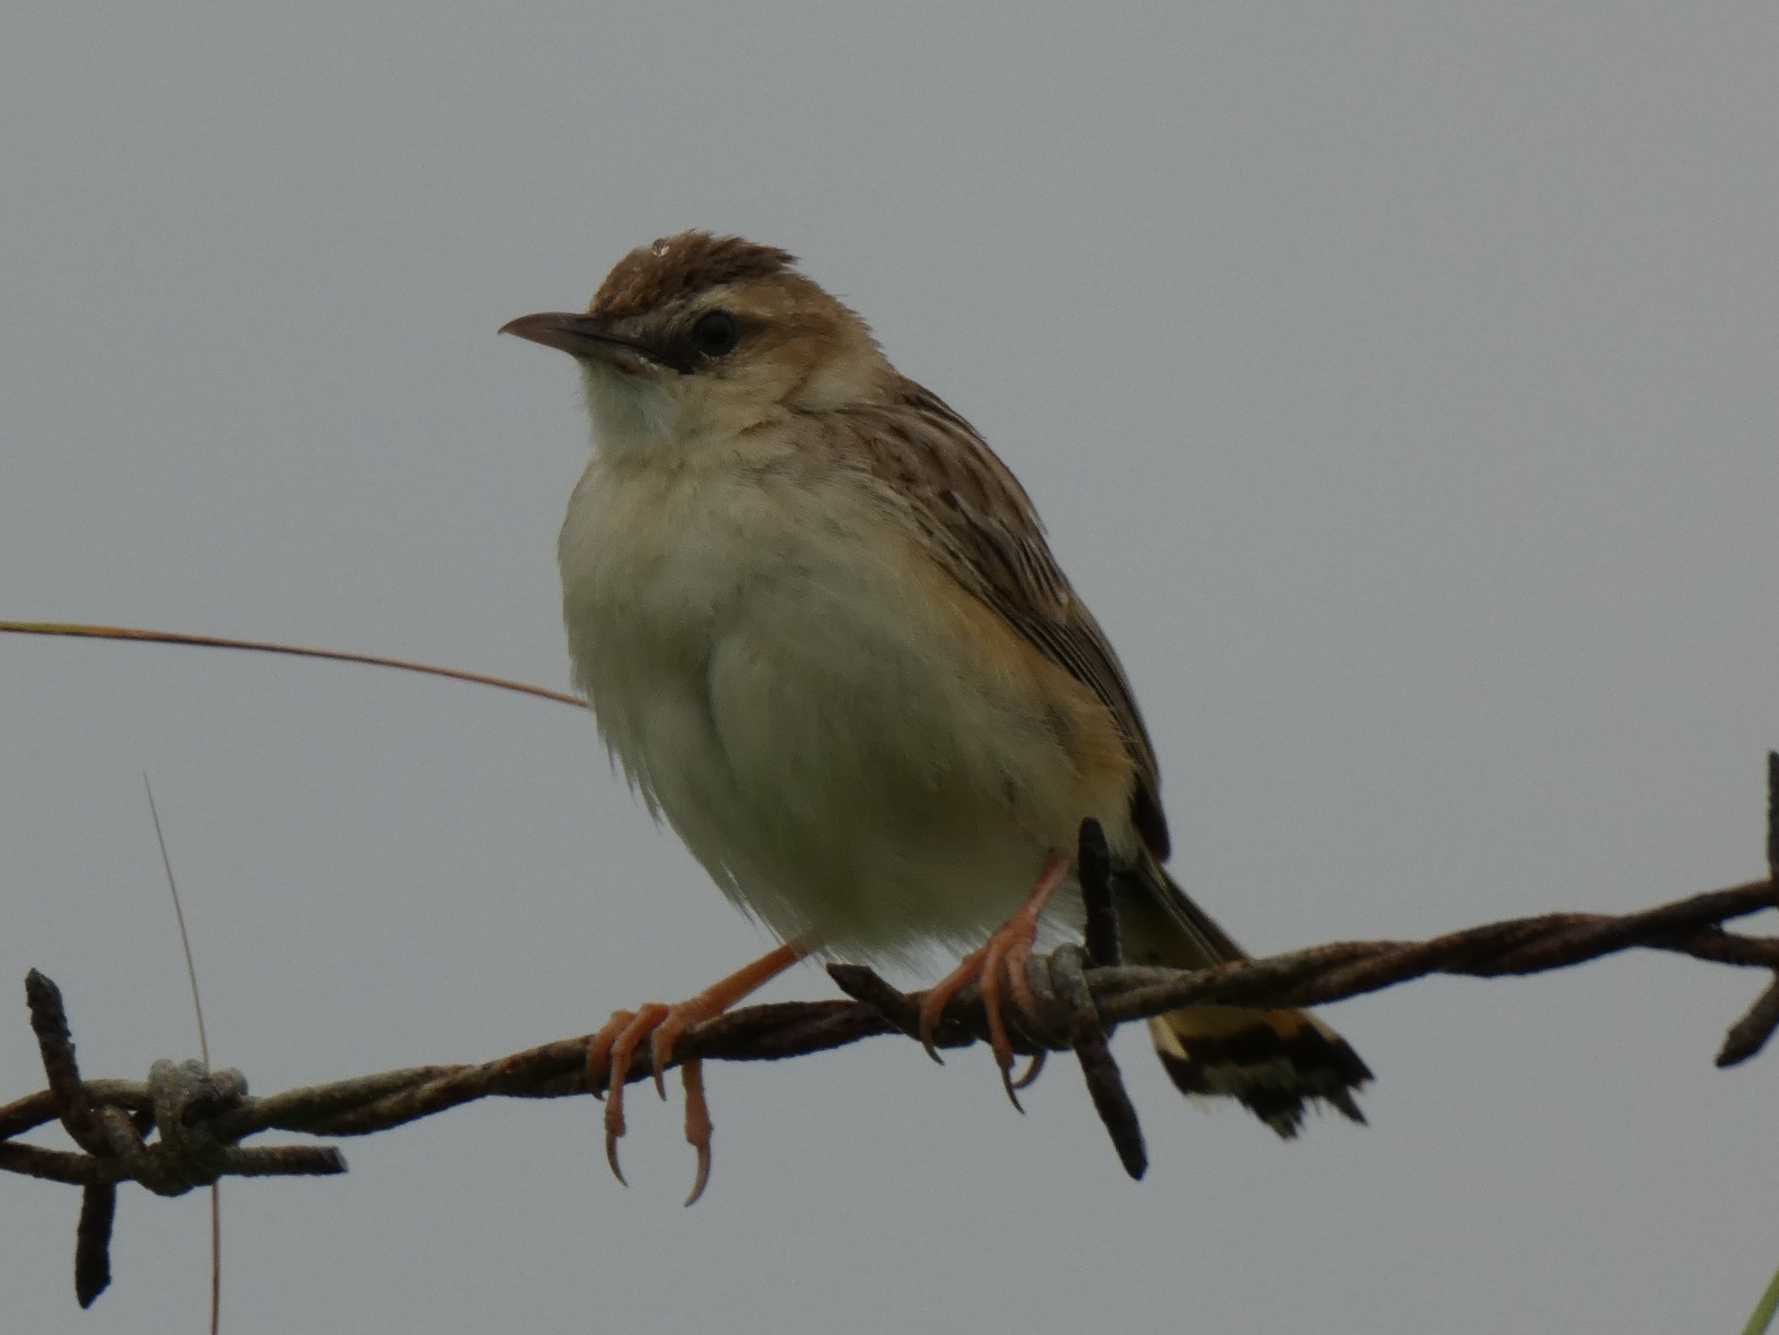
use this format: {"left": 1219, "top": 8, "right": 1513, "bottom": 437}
{"left": 503, "top": 232, "right": 1369, "bottom": 1202}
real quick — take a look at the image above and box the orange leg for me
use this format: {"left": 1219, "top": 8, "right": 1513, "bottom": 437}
{"left": 917, "top": 853, "right": 1070, "bottom": 1109}
{"left": 585, "top": 940, "right": 804, "bottom": 1205}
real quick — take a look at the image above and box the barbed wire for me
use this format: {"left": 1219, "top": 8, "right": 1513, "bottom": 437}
{"left": 5, "top": 755, "right": 1774, "bottom": 1310}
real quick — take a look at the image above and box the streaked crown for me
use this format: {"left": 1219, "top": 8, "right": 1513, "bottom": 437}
{"left": 589, "top": 232, "right": 798, "bottom": 321}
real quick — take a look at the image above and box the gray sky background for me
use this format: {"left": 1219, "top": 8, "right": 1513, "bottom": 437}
{"left": 4, "top": 4, "right": 1776, "bottom": 1331}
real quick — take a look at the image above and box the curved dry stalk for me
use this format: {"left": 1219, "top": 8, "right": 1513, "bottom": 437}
{"left": 0, "top": 621, "right": 584, "bottom": 710}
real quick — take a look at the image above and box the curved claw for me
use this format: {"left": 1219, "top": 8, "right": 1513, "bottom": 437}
{"left": 918, "top": 943, "right": 990, "bottom": 1063}
{"left": 998, "top": 1066, "right": 1026, "bottom": 1112}
{"left": 915, "top": 992, "right": 948, "bottom": 1063}
{"left": 917, "top": 1018, "right": 947, "bottom": 1065}
{"left": 978, "top": 948, "right": 1025, "bottom": 1112}
{"left": 598, "top": 1003, "right": 668, "bottom": 1188}
{"left": 686, "top": 1142, "right": 712, "bottom": 1208}
{"left": 999, "top": 941, "right": 1050, "bottom": 1100}
{"left": 605, "top": 1121, "right": 628, "bottom": 1186}
{"left": 602, "top": 1047, "right": 631, "bottom": 1186}
{"left": 681, "top": 1060, "right": 713, "bottom": 1207}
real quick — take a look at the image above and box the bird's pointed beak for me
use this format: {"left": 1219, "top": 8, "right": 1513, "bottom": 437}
{"left": 499, "top": 311, "right": 652, "bottom": 365}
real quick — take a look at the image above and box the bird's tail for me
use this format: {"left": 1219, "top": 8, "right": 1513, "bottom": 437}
{"left": 1118, "top": 859, "right": 1371, "bottom": 1137}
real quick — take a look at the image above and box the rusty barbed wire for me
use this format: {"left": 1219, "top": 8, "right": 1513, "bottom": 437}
{"left": 8, "top": 878, "right": 1775, "bottom": 1175}
{"left": 5, "top": 755, "right": 1775, "bottom": 1311}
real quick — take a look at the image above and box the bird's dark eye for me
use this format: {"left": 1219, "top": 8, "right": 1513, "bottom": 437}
{"left": 690, "top": 309, "right": 741, "bottom": 358}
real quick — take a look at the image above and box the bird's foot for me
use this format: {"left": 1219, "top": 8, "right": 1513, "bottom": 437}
{"left": 917, "top": 853, "right": 1071, "bottom": 1109}
{"left": 585, "top": 941, "right": 803, "bottom": 1206}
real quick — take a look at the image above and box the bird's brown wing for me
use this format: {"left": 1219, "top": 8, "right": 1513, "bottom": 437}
{"left": 844, "top": 378, "right": 1171, "bottom": 860}
{"left": 842, "top": 386, "right": 1371, "bottom": 1133}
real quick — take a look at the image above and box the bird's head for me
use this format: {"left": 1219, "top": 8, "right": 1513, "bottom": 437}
{"left": 502, "top": 231, "right": 889, "bottom": 454}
